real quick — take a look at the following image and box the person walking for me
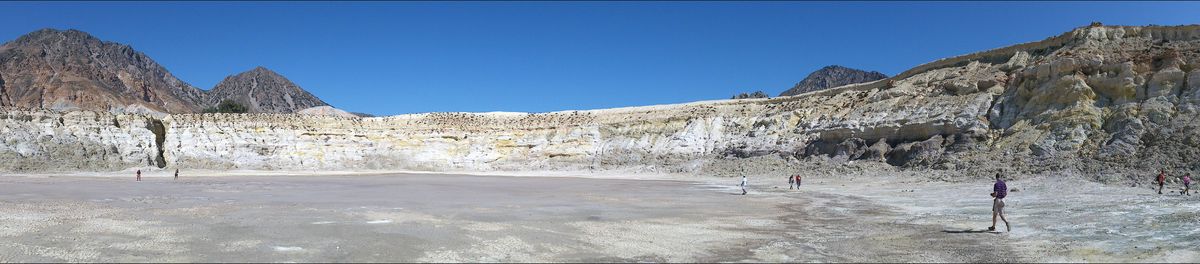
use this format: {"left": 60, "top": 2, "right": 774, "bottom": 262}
{"left": 795, "top": 175, "right": 802, "bottom": 189}
{"left": 1182, "top": 173, "right": 1192, "bottom": 196}
{"left": 174, "top": 169, "right": 179, "bottom": 180}
{"left": 788, "top": 174, "right": 795, "bottom": 189}
{"left": 740, "top": 175, "right": 748, "bottom": 195}
{"left": 989, "top": 173, "right": 1010, "bottom": 232}
{"left": 1158, "top": 169, "right": 1167, "bottom": 194}
{"left": 136, "top": 169, "right": 142, "bottom": 182}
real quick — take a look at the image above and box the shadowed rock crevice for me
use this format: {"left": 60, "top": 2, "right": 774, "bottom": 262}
{"left": 149, "top": 119, "right": 167, "bottom": 168}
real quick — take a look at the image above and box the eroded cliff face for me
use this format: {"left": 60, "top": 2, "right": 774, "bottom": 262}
{"left": 0, "top": 108, "right": 162, "bottom": 172}
{"left": 1, "top": 25, "right": 1198, "bottom": 181}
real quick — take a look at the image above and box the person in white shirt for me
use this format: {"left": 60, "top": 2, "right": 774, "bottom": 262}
{"left": 740, "top": 176, "right": 748, "bottom": 195}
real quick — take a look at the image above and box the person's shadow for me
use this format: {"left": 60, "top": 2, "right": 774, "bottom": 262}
{"left": 941, "top": 229, "right": 1001, "bottom": 234}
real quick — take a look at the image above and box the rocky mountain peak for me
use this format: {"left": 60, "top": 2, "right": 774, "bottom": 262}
{"left": 206, "top": 66, "right": 329, "bottom": 113}
{"left": 249, "top": 65, "right": 273, "bottom": 74}
{"left": 778, "top": 65, "right": 888, "bottom": 96}
{"left": 0, "top": 28, "right": 335, "bottom": 114}
{"left": 232, "top": 66, "right": 286, "bottom": 81}
{"left": 8, "top": 28, "right": 96, "bottom": 45}
{"left": 0, "top": 28, "right": 207, "bottom": 113}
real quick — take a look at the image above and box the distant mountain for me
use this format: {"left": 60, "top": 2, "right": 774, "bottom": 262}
{"left": 0, "top": 29, "right": 207, "bottom": 113}
{"left": 778, "top": 65, "right": 887, "bottom": 96}
{"left": 206, "top": 66, "right": 329, "bottom": 113}
{"left": 0, "top": 29, "right": 333, "bottom": 114}
{"left": 297, "top": 105, "right": 358, "bottom": 118}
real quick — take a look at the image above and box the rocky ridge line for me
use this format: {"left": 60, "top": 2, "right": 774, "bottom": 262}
{"left": 206, "top": 66, "right": 329, "bottom": 113}
{"left": 0, "top": 29, "right": 207, "bottom": 113}
{"left": 778, "top": 65, "right": 887, "bottom": 97}
{"left": 0, "top": 29, "right": 332, "bottom": 114}
{"left": 1, "top": 24, "right": 1198, "bottom": 184}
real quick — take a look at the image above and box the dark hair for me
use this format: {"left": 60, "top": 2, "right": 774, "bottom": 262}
{"left": 995, "top": 173, "right": 1001, "bottom": 179}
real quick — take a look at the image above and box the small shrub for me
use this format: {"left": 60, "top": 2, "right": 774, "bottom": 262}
{"left": 731, "top": 90, "right": 769, "bottom": 99}
{"left": 203, "top": 99, "right": 249, "bottom": 113}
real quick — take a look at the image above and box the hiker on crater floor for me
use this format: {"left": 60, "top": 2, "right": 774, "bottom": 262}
{"left": 1182, "top": 173, "right": 1192, "bottom": 196}
{"left": 1157, "top": 169, "right": 1167, "bottom": 195}
{"left": 989, "top": 173, "right": 1010, "bottom": 232}
{"left": 136, "top": 169, "right": 142, "bottom": 182}
{"left": 741, "top": 175, "right": 748, "bottom": 195}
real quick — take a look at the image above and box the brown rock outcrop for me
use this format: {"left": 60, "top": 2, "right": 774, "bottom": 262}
{"left": 0, "top": 29, "right": 206, "bottom": 113}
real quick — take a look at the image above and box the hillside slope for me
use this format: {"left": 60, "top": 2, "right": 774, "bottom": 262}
{"left": 206, "top": 67, "right": 329, "bottom": 113}
{"left": 0, "top": 29, "right": 207, "bottom": 113}
{"left": 0, "top": 29, "right": 332, "bottom": 114}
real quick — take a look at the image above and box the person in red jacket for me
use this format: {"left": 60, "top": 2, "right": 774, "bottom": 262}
{"left": 1157, "top": 169, "right": 1167, "bottom": 195}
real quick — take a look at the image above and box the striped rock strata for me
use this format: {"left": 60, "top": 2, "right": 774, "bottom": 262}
{"left": 2, "top": 25, "right": 1199, "bottom": 182}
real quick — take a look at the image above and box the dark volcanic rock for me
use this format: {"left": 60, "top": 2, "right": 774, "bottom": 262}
{"left": 0, "top": 29, "right": 207, "bottom": 113}
{"left": 0, "top": 72, "right": 8, "bottom": 106}
{"left": 861, "top": 139, "right": 891, "bottom": 162}
{"left": 205, "top": 66, "right": 328, "bottom": 113}
{"left": 886, "top": 135, "right": 946, "bottom": 167}
{"left": 835, "top": 138, "right": 868, "bottom": 160}
{"left": 779, "top": 65, "right": 887, "bottom": 96}
{"left": 731, "top": 91, "right": 769, "bottom": 99}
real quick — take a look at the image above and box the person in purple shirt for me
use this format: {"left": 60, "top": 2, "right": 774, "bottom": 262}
{"left": 1182, "top": 173, "right": 1192, "bottom": 196}
{"left": 989, "top": 173, "right": 1010, "bottom": 232}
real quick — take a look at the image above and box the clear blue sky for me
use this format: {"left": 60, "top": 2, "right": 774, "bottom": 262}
{"left": 1, "top": 2, "right": 1197, "bottom": 115}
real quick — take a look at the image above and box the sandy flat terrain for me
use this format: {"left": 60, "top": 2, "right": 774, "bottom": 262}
{"left": 0, "top": 173, "right": 1196, "bottom": 262}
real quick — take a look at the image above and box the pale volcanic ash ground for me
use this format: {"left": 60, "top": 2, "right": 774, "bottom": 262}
{"left": 0, "top": 172, "right": 1196, "bottom": 262}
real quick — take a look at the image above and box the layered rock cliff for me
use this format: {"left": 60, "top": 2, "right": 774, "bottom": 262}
{"left": 0, "top": 108, "right": 163, "bottom": 171}
{"left": 2, "top": 25, "right": 1198, "bottom": 183}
